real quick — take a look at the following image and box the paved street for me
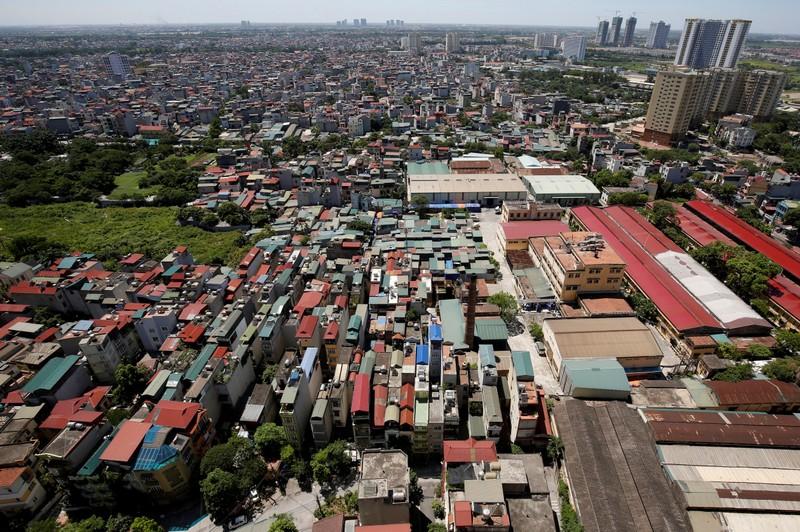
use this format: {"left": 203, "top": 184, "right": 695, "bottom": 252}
{"left": 478, "top": 209, "right": 562, "bottom": 396}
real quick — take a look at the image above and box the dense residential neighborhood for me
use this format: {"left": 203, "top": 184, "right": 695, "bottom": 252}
{"left": 2, "top": 7, "right": 800, "bottom": 532}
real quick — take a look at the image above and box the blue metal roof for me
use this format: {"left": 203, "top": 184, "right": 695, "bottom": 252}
{"left": 478, "top": 345, "right": 496, "bottom": 368}
{"left": 416, "top": 344, "right": 429, "bottom": 365}
{"left": 429, "top": 323, "right": 442, "bottom": 342}
{"left": 301, "top": 347, "right": 318, "bottom": 381}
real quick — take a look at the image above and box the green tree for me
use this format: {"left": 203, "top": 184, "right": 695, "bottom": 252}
{"left": 268, "top": 515, "right": 298, "bottom": 532}
{"left": 428, "top": 524, "right": 447, "bottom": 532}
{"left": 409, "top": 471, "right": 424, "bottom": 506}
{"left": 105, "top": 514, "right": 133, "bottom": 532}
{"left": 432, "top": 499, "right": 446, "bottom": 519}
{"left": 714, "top": 363, "right": 754, "bottom": 382}
{"left": 111, "top": 364, "right": 148, "bottom": 404}
{"left": 216, "top": 202, "right": 250, "bottom": 226}
{"left": 717, "top": 343, "right": 742, "bottom": 361}
{"left": 608, "top": 192, "right": 648, "bottom": 206}
{"left": 311, "top": 440, "right": 354, "bottom": 487}
{"left": 411, "top": 194, "right": 429, "bottom": 213}
{"left": 529, "top": 322, "right": 543, "bottom": 341}
{"left": 254, "top": 423, "right": 288, "bottom": 461}
{"left": 347, "top": 219, "right": 373, "bottom": 233}
{"left": 746, "top": 344, "right": 772, "bottom": 360}
{"left": 629, "top": 292, "right": 659, "bottom": 323}
{"left": 208, "top": 117, "right": 222, "bottom": 139}
{"left": 63, "top": 516, "right": 106, "bottom": 532}
{"left": 26, "top": 520, "right": 59, "bottom": 532}
{"left": 4, "top": 235, "right": 67, "bottom": 263}
{"left": 547, "top": 436, "right": 564, "bottom": 463}
{"left": 648, "top": 201, "right": 678, "bottom": 230}
{"left": 129, "top": 517, "right": 164, "bottom": 532}
{"left": 201, "top": 469, "right": 245, "bottom": 525}
{"left": 775, "top": 329, "right": 800, "bottom": 357}
{"left": 763, "top": 357, "right": 800, "bottom": 384}
{"left": 487, "top": 291, "right": 519, "bottom": 323}
{"left": 558, "top": 480, "right": 584, "bottom": 532}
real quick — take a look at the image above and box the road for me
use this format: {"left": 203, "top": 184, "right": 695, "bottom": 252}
{"left": 477, "top": 209, "right": 562, "bottom": 396}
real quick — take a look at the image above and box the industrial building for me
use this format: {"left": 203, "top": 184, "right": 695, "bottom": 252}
{"left": 521, "top": 175, "right": 600, "bottom": 206}
{"left": 407, "top": 159, "right": 527, "bottom": 207}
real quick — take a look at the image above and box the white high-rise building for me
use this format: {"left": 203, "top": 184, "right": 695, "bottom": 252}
{"left": 674, "top": 18, "right": 751, "bottom": 69}
{"left": 562, "top": 34, "right": 587, "bottom": 62}
{"left": 445, "top": 32, "right": 461, "bottom": 53}
{"left": 103, "top": 52, "right": 132, "bottom": 78}
{"left": 646, "top": 21, "right": 671, "bottom": 49}
{"left": 534, "top": 32, "right": 559, "bottom": 49}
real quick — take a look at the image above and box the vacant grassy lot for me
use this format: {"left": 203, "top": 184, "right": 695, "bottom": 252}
{"left": 0, "top": 202, "right": 246, "bottom": 265}
{"left": 108, "top": 171, "right": 159, "bottom": 199}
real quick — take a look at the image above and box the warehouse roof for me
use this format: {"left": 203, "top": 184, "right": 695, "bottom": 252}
{"left": 687, "top": 200, "right": 800, "bottom": 282}
{"left": 523, "top": 174, "right": 600, "bottom": 196}
{"left": 544, "top": 317, "right": 662, "bottom": 360}
{"left": 500, "top": 221, "right": 569, "bottom": 241}
{"left": 573, "top": 206, "right": 722, "bottom": 333}
{"left": 675, "top": 205, "right": 736, "bottom": 247}
{"left": 408, "top": 173, "right": 527, "bottom": 195}
{"left": 554, "top": 399, "right": 690, "bottom": 532}
{"left": 705, "top": 379, "right": 800, "bottom": 408}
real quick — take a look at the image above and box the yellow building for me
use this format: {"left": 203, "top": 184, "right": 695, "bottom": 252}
{"left": 531, "top": 232, "right": 626, "bottom": 303}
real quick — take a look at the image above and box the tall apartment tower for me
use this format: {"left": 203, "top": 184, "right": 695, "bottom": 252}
{"left": 644, "top": 68, "right": 786, "bottom": 145}
{"left": 622, "top": 17, "right": 637, "bottom": 47}
{"left": 675, "top": 19, "right": 751, "bottom": 69}
{"left": 610, "top": 16, "right": 623, "bottom": 47}
{"left": 445, "top": 32, "right": 461, "bottom": 53}
{"left": 562, "top": 35, "right": 587, "bottom": 62}
{"left": 103, "top": 52, "right": 132, "bottom": 78}
{"left": 596, "top": 20, "right": 610, "bottom": 45}
{"left": 408, "top": 33, "right": 422, "bottom": 55}
{"left": 646, "top": 21, "right": 671, "bottom": 49}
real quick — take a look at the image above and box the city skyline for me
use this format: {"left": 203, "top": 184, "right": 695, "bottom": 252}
{"left": 3, "top": 0, "right": 799, "bottom": 34}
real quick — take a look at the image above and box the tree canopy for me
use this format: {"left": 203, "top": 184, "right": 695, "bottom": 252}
{"left": 487, "top": 291, "right": 519, "bottom": 323}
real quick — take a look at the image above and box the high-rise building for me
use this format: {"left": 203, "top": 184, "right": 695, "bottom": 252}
{"left": 562, "top": 34, "right": 587, "bottom": 62}
{"left": 643, "top": 68, "right": 786, "bottom": 144}
{"left": 646, "top": 21, "right": 671, "bottom": 49}
{"left": 622, "top": 17, "right": 637, "bottom": 47}
{"left": 103, "top": 52, "right": 132, "bottom": 78}
{"left": 361, "top": 18, "right": 367, "bottom": 26}
{"left": 674, "top": 19, "right": 751, "bottom": 69}
{"left": 533, "top": 32, "right": 558, "bottom": 49}
{"left": 408, "top": 32, "right": 422, "bottom": 55}
{"left": 597, "top": 20, "right": 610, "bottom": 45}
{"left": 610, "top": 16, "right": 623, "bottom": 47}
{"left": 445, "top": 32, "right": 461, "bottom": 53}
{"left": 353, "top": 18, "right": 359, "bottom": 26}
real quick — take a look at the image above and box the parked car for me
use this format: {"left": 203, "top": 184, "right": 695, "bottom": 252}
{"left": 535, "top": 341, "right": 546, "bottom": 357}
{"left": 494, "top": 206, "right": 502, "bottom": 214}
{"left": 228, "top": 515, "right": 249, "bottom": 530}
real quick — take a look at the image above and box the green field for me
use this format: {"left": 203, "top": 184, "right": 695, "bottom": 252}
{"left": 0, "top": 203, "right": 247, "bottom": 265}
{"left": 108, "top": 171, "right": 159, "bottom": 199}
{"left": 185, "top": 151, "right": 215, "bottom": 167}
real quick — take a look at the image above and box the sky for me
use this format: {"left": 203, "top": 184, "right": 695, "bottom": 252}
{"left": 3, "top": 0, "right": 798, "bottom": 34}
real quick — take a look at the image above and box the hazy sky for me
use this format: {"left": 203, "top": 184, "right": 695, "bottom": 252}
{"left": 3, "top": 0, "right": 798, "bottom": 34}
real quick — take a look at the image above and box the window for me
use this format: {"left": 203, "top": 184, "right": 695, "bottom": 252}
{"left": 587, "top": 278, "right": 600, "bottom": 284}
{"left": 588, "top": 268, "right": 602, "bottom": 274}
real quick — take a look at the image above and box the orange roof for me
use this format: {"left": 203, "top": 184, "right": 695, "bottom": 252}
{"left": 0, "top": 467, "right": 27, "bottom": 488}
{"left": 100, "top": 420, "right": 151, "bottom": 463}
{"left": 145, "top": 400, "right": 201, "bottom": 430}
{"left": 443, "top": 438, "right": 497, "bottom": 464}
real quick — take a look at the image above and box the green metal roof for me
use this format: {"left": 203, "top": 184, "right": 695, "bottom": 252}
{"left": 23, "top": 355, "right": 80, "bottom": 394}
{"left": 561, "top": 359, "right": 631, "bottom": 393}
{"left": 439, "top": 299, "right": 466, "bottom": 348}
{"left": 414, "top": 399, "right": 429, "bottom": 426}
{"left": 511, "top": 351, "right": 534, "bottom": 380}
{"left": 77, "top": 434, "right": 114, "bottom": 477}
{"left": 185, "top": 345, "right": 214, "bottom": 381}
{"left": 680, "top": 377, "right": 718, "bottom": 408}
{"left": 468, "top": 415, "right": 486, "bottom": 438}
{"left": 474, "top": 319, "right": 509, "bottom": 342}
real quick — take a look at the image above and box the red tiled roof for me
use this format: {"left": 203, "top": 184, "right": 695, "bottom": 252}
{"left": 686, "top": 200, "right": 800, "bottom": 281}
{"left": 0, "top": 304, "right": 29, "bottom": 313}
{"left": 100, "top": 420, "right": 151, "bottom": 463}
{"left": 0, "top": 467, "right": 27, "bottom": 489}
{"left": 675, "top": 206, "right": 736, "bottom": 247}
{"left": 293, "top": 291, "right": 325, "bottom": 316}
{"left": 296, "top": 315, "right": 319, "bottom": 339}
{"left": 572, "top": 206, "right": 722, "bottom": 333}
{"left": 178, "top": 323, "right": 206, "bottom": 344}
{"left": 768, "top": 275, "right": 800, "bottom": 322}
{"left": 372, "top": 385, "right": 388, "bottom": 429}
{"left": 453, "top": 501, "right": 473, "bottom": 527}
{"left": 351, "top": 373, "right": 370, "bottom": 414}
{"left": 443, "top": 438, "right": 497, "bottom": 464}
{"left": 145, "top": 400, "right": 201, "bottom": 430}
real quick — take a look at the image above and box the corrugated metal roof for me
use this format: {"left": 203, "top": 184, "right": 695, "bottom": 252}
{"left": 22, "top": 355, "right": 80, "bottom": 393}
{"left": 474, "top": 319, "right": 508, "bottom": 341}
{"left": 561, "top": 359, "right": 631, "bottom": 393}
{"left": 545, "top": 317, "right": 661, "bottom": 360}
{"left": 658, "top": 444, "right": 800, "bottom": 470}
{"left": 511, "top": 351, "right": 534, "bottom": 380}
